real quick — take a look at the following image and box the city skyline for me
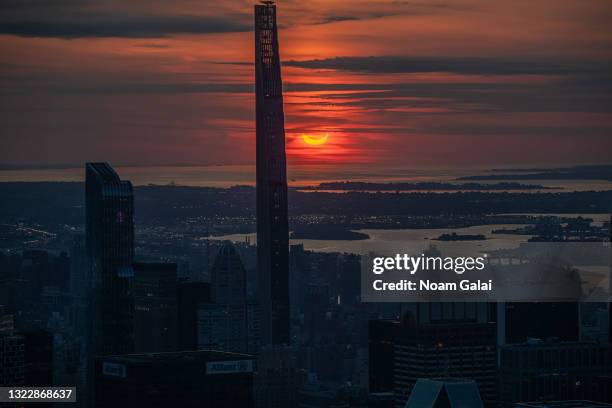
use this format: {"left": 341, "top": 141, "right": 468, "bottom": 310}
{"left": 1, "top": 0, "right": 611, "bottom": 172}
{"left": 1, "top": 2, "right": 611, "bottom": 407}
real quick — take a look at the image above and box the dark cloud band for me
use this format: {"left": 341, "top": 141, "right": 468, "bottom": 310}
{"left": 0, "top": 15, "right": 250, "bottom": 38}
{"left": 285, "top": 56, "right": 611, "bottom": 76}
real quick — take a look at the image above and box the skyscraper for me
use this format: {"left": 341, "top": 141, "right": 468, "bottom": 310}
{"left": 0, "top": 310, "right": 24, "bottom": 387}
{"left": 177, "top": 280, "right": 211, "bottom": 351}
{"left": 85, "top": 163, "right": 135, "bottom": 356}
{"left": 391, "top": 318, "right": 497, "bottom": 408}
{"left": 255, "top": 0, "right": 290, "bottom": 346}
{"left": 500, "top": 302, "right": 579, "bottom": 345}
{"left": 375, "top": 303, "right": 498, "bottom": 408}
{"left": 499, "top": 340, "right": 611, "bottom": 406}
{"left": 198, "top": 242, "right": 248, "bottom": 353}
{"left": 133, "top": 262, "right": 178, "bottom": 353}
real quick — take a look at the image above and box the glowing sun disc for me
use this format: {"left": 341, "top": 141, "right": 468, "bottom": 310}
{"left": 302, "top": 133, "right": 329, "bottom": 145}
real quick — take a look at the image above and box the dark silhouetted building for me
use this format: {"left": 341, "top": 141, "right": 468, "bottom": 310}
{"left": 304, "top": 282, "right": 330, "bottom": 346}
{"left": 211, "top": 242, "right": 247, "bottom": 308}
{"left": 593, "top": 375, "right": 612, "bottom": 403}
{"left": 502, "top": 302, "right": 579, "bottom": 345}
{"left": 255, "top": 0, "right": 290, "bottom": 346}
{"left": 134, "top": 262, "right": 178, "bottom": 353}
{"left": 21, "top": 329, "right": 53, "bottom": 386}
{"left": 177, "top": 280, "right": 210, "bottom": 351}
{"left": 95, "top": 351, "right": 254, "bottom": 408}
{"left": 499, "top": 340, "right": 612, "bottom": 407}
{"left": 384, "top": 303, "right": 497, "bottom": 408}
{"left": 393, "top": 321, "right": 497, "bottom": 408}
{"left": 297, "top": 381, "right": 368, "bottom": 408}
{"left": 20, "top": 250, "right": 49, "bottom": 301}
{"left": 369, "top": 320, "right": 399, "bottom": 393}
{"left": 198, "top": 242, "right": 248, "bottom": 353}
{"left": 0, "top": 311, "right": 24, "bottom": 386}
{"left": 69, "top": 235, "right": 90, "bottom": 346}
{"left": 86, "top": 162, "right": 135, "bottom": 356}
{"left": 254, "top": 346, "right": 306, "bottom": 408}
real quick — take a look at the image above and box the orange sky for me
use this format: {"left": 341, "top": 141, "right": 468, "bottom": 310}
{"left": 1, "top": 0, "right": 611, "bottom": 168}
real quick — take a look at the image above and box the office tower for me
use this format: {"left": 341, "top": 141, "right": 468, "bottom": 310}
{"left": 289, "top": 244, "right": 307, "bottom": 318}
{"left": 593, "top": 375, "right": 612, "bottom": 403}
{"left": 255, "top": 0, "right": 290, "bottom": 346}
{"left": 198, "top": 303, "right": 232, "bottom": 351}
{"left": 50, "top": 251, "right": 70, "bottom": 291}
{"left": 0, "top": 313, "right": 24, "bottom": 386}
{"left": 198, "top": 242, "right": 248, "bottom": 353}
{"left": 0, "top": 254, "right": 21, "bottom": 316}
{"left": 369, "top": 320, "right": 399, "bottom": 393}
{"left": 95, "top": 351, "right": 255, "bottom": 408}
{"left": 21, "top": 329, "right": 53, "bottom": 386}
{"left": 500, "top": 302, "right": 579, "bottom": 345}
{"left": 177, "top": 280, "right": 211, "bottom": 350}
{"left": 254, "top": 347, "right": 306, "bottom": 408}
{"left": 69, "top": 235, "right": 87, "bottom": 298}
{"left": 392, "top": 320, "right": 497, "bottom": 408}
{"left": 68, "top": 235, "right": 89, "bottom": 345}
{"left": 20, "top": 249, "right": 49, "bottom": 302}
{"left": 304, "top": 282, "right": 330, "bottom": 345}
{"left": 376, "top": 303, "right": 497, "bottom": 408}
{"left": 0, "top": 336, "right": 24, "bottom": 386}
{"left": 85, "top": 162, "right": 135, "bottom": 356}
{"left": 499, "top": 339, "right": 612, "bottom": 406}
{"left": 52, "top": 331, "right": 82, "bottom": 392}
{"left": 337, "top": 253, "right": 361, "bottom": 307}
{"left": 211, "top": 242, "right": 247, "bottom": 307}
{"left": 405, "top": 379, "right": 485, "bottom": 408}
{"left": 133, "top": 262, "right": 178, "bottom": 353}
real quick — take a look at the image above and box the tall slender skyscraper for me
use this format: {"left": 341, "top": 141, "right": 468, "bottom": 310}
{"left": 255, "top": 0, "right": 290, "bottom": 346}
{"left": 85, "top": 162, "right": 135, "bottom": 356}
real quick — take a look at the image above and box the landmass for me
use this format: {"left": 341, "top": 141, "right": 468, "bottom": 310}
{"left": 290, "top": 226, "right": 369, "bottom": 241}
{"left": 434, "top": 232, "right": 486, "bottom": 241}
{"left": 297, "top": 181, "right": 554, "bottom": 191}
{"left": 458, "top": 164, "right": 612, "bottom": 182}
{"left": 0, "top": 182, "right": 610, "bottom": 251}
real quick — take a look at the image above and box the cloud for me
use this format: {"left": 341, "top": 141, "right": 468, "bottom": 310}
{"left": 285, "top": 56, "right": 612, "bottom": 76}
{"left": 0, "top": 15, "right": 250, "bottom": 38}
{"left": 0, "top": 0, "right": 252, "bottom": 38}
{"left": 0, "top": 0, "right": 474, "bottom": 38}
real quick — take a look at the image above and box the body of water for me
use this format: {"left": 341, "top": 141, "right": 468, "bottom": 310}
{"left": 212, "top": 224, "right": 532, "bottom": 256}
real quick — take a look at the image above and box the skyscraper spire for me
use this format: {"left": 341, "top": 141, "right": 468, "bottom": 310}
{"left": 255, "top": 1, "right": 290, "bottom": 346}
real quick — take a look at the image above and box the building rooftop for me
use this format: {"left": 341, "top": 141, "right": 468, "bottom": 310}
{"left": 502, "top": 339, "right": 609, "bottom": 350}
{"left": 97, "top": 350, "right": 253, "bottom": 365}
{"left": 86, "top": 162, "right": 120, "bottom": 183}
{"left": 405, "top": 378, "right": 484, "bottom": 408}
{"left": 515, "top": 401, "right": 612, "bottom": 408}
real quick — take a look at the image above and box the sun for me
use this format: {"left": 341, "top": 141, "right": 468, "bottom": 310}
{"left": 302, "top": 133, "right": 329, "bottom": 146}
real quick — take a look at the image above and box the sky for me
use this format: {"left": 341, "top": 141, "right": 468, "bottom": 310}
{"left": 1, "top": 0, "right": 611, "bottom": 169}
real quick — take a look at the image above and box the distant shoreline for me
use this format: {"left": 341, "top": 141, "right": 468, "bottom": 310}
{"left": 1, "top": 164, "right": 612, "bottom": 192}
{"left": 297, "top": 181, "right": 556, "bottom": 191}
